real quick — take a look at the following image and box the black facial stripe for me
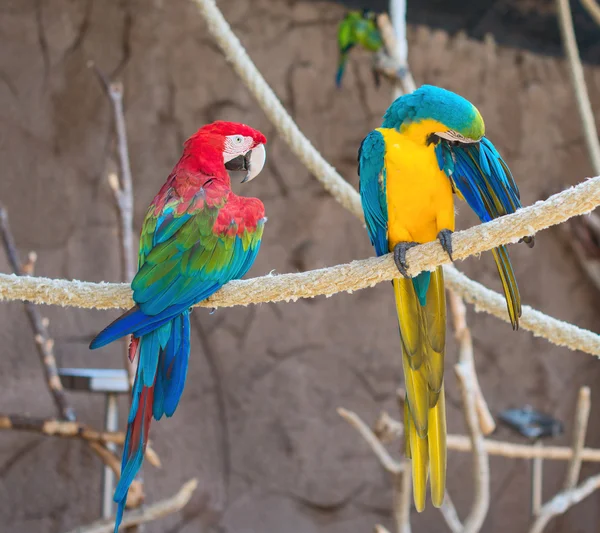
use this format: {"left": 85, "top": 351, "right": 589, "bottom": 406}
{"left": 224, "top": 154, "right": 248, "bottom": 172}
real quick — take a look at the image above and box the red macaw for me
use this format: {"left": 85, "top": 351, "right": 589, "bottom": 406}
{"left": 90, "top": 121, "right": 267, "bottom": 532}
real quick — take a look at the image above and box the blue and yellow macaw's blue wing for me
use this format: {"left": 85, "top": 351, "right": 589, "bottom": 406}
{"left": 358, "top": 129, "right": 388, "bottom": 256}
{"left": 358, "top": 129, "right": 433, "bottom": 302}
{"left": 435, "top": 136, "right": 527, "bottom": 328}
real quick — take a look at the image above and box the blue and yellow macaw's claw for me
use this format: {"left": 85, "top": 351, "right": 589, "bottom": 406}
{"left": 359, "top": 85, "right": 529, "bottom": 512}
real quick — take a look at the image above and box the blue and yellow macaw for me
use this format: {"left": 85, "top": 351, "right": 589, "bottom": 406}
{"left": 358, "top": 85, "right": 532, "bottom": 511}
{"left": 336, "top": 9, "right": 383, "bottom": 88}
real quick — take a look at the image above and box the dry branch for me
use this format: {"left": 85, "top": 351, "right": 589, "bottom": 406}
{"left": 377, "top": 10, "right": 416, "bottom": 97}
{"left": 0, "top": 413, "right": 160, "bottom": 467}
{"left": 440, "top": 492, "right": 464, "bottom": 533}
{"left": 0, "top": 206, "right": 75, "bottom": 421}
{"left": 446, "top": 434, "right": 600, "bottom": 461}
{"left": 557, "top": 0, "right": 600, "bottom": 173}
{"left": 561, "top": 211, "right": 600, "bottom": 292}
{"left": 528, "top": 473, "right": 600, "bottom": 533}
{"left": 447, "top": 270, "right": 495, "bottom": 435}
{"left": 63, "top": 478, "right": 198, "bottom": 533}
{"left": 338, "top": 408, "right": 411, "bottom": 533}
{"left": 581, "top": 0, "right": 600, "bottom": 25}
{"left": 91, "top": 63, "right": 137, "bottom": 388}
{"left": 338, "top": 408, "right": 403, "bottom": 475}
{"left": 563, "top": 387, "right": 591, "bottom": 490}
{"left": 454, "top": 363, "right": 490, "bottom": 533}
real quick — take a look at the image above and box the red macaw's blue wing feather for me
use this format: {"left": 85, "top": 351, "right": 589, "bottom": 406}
{"left": 435, "top": 137, "right": 523, "bottom": 328}
{"left": 90, "top": 179, "right": 265, "bottom": 533}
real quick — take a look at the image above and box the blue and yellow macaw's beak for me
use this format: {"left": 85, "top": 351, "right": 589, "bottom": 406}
{"left": 434, "top": 130, "right": 481, "bottom": 144}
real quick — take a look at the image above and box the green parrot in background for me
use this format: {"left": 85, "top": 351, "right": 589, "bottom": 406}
{"left": 336, "top": 9, "right": 384, "bottom": 88}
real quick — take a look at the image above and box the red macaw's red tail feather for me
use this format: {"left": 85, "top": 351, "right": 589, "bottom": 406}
{"left": 112, "top": 374, "right": 155, "bottom": 533}
{"left": 128, "top": 336, "right": 140, "bottom": 362}
{"left": 112, "top": 314, "right": 191, "bottom": 533}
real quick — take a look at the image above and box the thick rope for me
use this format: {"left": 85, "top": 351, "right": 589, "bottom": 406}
{"left": 189, "top": 0, "right": 600, "bottom": 351}
{"left": 1, "top": 177, "right": 599, "bottom": 355}
{"left": 192, "top": 0, "right": 364, "bottom": 221}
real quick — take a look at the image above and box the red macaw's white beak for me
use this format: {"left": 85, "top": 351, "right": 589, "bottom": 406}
{"left": 224, "top": 144, "right": 267, "bottom": 183}
{"left": 242, "top": 143, "right": 266, "bottom": 183}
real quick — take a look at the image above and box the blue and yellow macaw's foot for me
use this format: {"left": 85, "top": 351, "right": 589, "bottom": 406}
{"left": 437, "top": 229, "right": 454, "bottom": 261}
{"left": 393, "top": 241, "right": 420, "bottom": 277}
{"left": 520, "top": 235, "right": 535, "bottom": 248}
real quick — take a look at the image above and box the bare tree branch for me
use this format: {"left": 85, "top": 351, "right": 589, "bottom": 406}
{"left": 376, "top": 13, "right": 416, "bottom": 97}
{"left": 529, "top": 473, "right": 600, "bottom": 533}
{"left": 338, "top": 408, "right": 403, "bottom": 475}
{"left": 63, "top": 478, "right": 198, "bottom": 533}
{"left": 0, "top": 413, "right": 160, "bottom": 467}
{"left": 338, "top": 408, "right": 411, "bottom": 533}
{"left": 455, "top": 363, "right": 490, "bottom": 533}
{"left": 581, "top": 0, "right": 600, "bottom": 30}
{"left": 392, "top": 461, "right": 412, "bottom": 533}
{"left": 90, "top": 62, "right": 137, "bottom": 388}
{"left": 447, "top": 270, "right": 496, "bottom": 435}
{"left": 563, "top": 387, "right": 591, "bottom": 490}
{"left": 560, "top": 211, "right": 600, "bottom": 293}
{"left": 556, "top": 0, "right": 600, "bottom": 174}
{"left": 440, "top": 492, "right": 464, "bottom": 533}
{"left": 0, "top": 206, "right": 75, "bottom": 421}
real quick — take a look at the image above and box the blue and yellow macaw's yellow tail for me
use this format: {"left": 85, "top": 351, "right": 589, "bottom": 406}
{"left": 393, "top": 268, "right": 447, "bottom": 511}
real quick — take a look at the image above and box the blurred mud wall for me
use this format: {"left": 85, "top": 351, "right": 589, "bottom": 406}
{"left": 0, "top": 1, "right": 599, "bottom": 532}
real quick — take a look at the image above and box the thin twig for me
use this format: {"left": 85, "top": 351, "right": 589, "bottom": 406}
{"left": 531, "top": 441, "right": 544, "bottom": 516}
{"left": 455, "top": 363, "right": 490, "bottom": 533}
{"left": 561, "top": 211, "right": 600, "bottom": 293}
{"left": 446, "top": 434, "right": 600, "bottom": 461}
{"left": 528, "top": 473, "right": 600, "bottom": 533}
{"left": 338, "top": 408, "right": 403, "bottom": 474}
{"left": 563, "top": 387, "right": 591, "bottom": 490}
{"left": 92, "top": 63, "right": 137, "bottom": 388}
{"left": 0, "top": 206, "right": 75, "bottom": 421}
{"left": 440, "top": 492, "right": 464, "bottom": 533}
{"left": 0, "top": 413, "right": 160, "bottom": 467}
{"left": 338, "top": 408, "right": 411, "bottom": 533}
{"left": 581, "top": 0, "right": 600, "bottom": 33}
{"left": 392, "top": 463, "right": 412, "bottom": 533}
{"left": 86, "top": 441, "right": 144, "bottom": 508}
{"left": 556, "top": 0, "right": 600, "bottom": 174}
{"left": 386, "top": 0, "right": 416, "bottom": 97}
{"left": 447, "top": 267, "right": 496, "bottom": 435}
{"left": 63, "top": 478, "right": 198, "bottom": 533}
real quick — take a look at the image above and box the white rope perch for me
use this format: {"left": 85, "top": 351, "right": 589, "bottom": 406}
{"left": 1, "top": 177, "right": 600, "bottom": 355}
{"left": 192, "top": 0, "right": 364, "bottom": 221}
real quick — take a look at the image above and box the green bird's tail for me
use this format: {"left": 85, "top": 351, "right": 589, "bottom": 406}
{"left": 393, "top": 267, "right": 447, "bottom": 511}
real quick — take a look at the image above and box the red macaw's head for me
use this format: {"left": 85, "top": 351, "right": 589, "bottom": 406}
{"left": 184, "top": 121, "right": 267, "bottom": 183}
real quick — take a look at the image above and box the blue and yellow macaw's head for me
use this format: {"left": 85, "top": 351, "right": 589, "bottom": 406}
{"left": 382, "top": 85, "right": 485, "bottom": 143}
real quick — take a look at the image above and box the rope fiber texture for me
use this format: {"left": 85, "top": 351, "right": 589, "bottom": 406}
{"left": 0, "top": 0, "right": 599, "bottom": 359}
{"left": 1, "top": 176, "right": 600, "bottom": 355}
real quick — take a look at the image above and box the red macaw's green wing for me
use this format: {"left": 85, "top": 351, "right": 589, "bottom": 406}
{"left": 133, "top": 180, "right": 265, "bottom": 318}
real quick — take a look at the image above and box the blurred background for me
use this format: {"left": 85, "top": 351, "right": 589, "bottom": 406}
{"left": 1, "top": 0, "right": 600, "bottom": 532}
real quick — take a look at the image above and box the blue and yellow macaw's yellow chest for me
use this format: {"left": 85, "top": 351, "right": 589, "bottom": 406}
{"left": 358, "top": 85, "right": 532, "bottom": 512}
